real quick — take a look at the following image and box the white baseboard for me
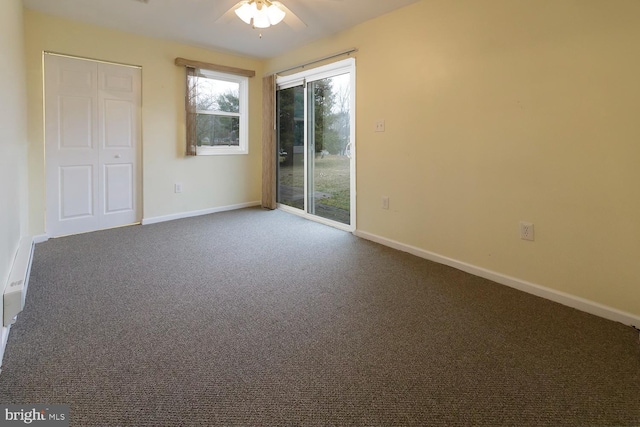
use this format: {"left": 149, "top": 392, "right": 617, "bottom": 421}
{"left": 0, "top": 325, "right": 10, "bottom": 373}
{"left": 142, "top": 201, "right": 261, "bottom": 226}
{"left": 1, "top": 235, "right": 36, "bottom": 372}
{"left": 33, "top": 234, "right": 49, "bottom": 244}
{"left": 354, "top": 230, "right": 640, "bottom": 329}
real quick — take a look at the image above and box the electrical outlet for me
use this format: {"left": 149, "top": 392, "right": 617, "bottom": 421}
{"left": 174, "top": 183, "right": 183, "bottom": 193}
{"left": 520, "top": 221, "right": 534, "bottom": 241}
{"left": 375, "top": 120, "right": 385, "bottom": 132}
{"left": 382, "top": 196, "right": 389, "bottom": 210}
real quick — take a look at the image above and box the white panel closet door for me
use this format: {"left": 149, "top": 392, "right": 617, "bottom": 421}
{"left": 45, "top": 55, "right": 141, "bottom": 237}
{"left": 99, "top": 62, "right": 141, "bottom": 229}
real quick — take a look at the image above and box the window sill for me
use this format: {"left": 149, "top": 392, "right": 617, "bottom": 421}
{"left": 195, "top": 146, "right": 248, "bottom": 156}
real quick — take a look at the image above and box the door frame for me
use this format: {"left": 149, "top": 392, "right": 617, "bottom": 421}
{"left": 276, "top": 58, "right": 356, "bottom": 232}
{"left": 43, "top": 52, "right": 143, "bottom": 237}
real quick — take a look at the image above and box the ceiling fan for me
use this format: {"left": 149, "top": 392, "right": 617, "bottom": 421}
{"left": 214, "top": 0, "right": 342, "bottom": 31}
{"left": 133, "top": 0, "right": 341, "bottom": 32}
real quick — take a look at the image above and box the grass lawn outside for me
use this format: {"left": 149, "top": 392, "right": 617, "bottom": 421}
{"left": 278, "top": 154, "right": 350, "bottom": 224}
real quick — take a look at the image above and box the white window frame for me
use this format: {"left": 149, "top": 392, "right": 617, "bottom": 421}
{"left": 194, "top": 69, "right": 249, "bottom": 156}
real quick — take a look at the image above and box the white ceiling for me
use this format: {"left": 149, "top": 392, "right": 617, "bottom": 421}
{"left": 23, "top": 0, "right": 420, "bottom": 59}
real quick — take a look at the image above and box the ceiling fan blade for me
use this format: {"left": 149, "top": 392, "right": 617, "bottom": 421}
{"left": 273, "top": 2, "right": 307, "bottom": 31}
{"left": 214, "top": 1, "right": 246, "bottom": 25}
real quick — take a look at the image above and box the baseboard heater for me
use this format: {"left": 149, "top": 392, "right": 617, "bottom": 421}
{"left": 3, "top": 237, "right": 34, "bottom": 326}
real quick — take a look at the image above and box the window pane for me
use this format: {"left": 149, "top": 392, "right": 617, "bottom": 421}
{"left": 308, "top": 74, "right": 351, "bottom": 225}
{"left": 191, "top": 73, "right": 240, "bottom": 114}
{"left": 196, "top": 115, "right": 240, "bottom": 146}
{"left": 277, "top": 85, "right": 305, "bottom": 210}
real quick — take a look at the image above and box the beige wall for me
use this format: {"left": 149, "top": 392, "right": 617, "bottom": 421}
{"left": 24, "top": 10, "right": 264, "bottom": 233}
{"left": 0, "top": 0, "right": 29, "bottom": 287}
{"left": 266, "top": 0, "right": 640, "bottom": 317}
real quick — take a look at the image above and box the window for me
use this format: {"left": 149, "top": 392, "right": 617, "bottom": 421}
{"left": 187, "top": 68, "right": 248, "bottom": 155}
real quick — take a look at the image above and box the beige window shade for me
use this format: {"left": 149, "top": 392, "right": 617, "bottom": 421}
{"left": 175, "top": 57, "right": 256, "bottom": 78}
{"left": 262, "top": 74, "right": 276, "bottom": 209}
{"left": 185, "top": 67, "right": 197, "bottom": 156}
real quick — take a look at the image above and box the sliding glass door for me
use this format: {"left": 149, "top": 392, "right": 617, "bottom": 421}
{"left": 276, "top": 59, "right": 355, "bottom": 230}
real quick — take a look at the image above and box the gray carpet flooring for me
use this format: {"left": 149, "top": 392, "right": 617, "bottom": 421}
{"left": 0, "top": 207, "right": 639, "bottom": 426}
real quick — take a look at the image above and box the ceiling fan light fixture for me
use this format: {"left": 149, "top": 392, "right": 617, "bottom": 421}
{"left": 267, "top": 4, "right": 286, "bottom": 25}
{"left": 234, "top": 2, "right": 254, "bottom": 25}
{"left": 234, "top": 0, "right": 286, "bottom": 28}
{"left": 253, "top": 4, "right": 271, "bottom": 28}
